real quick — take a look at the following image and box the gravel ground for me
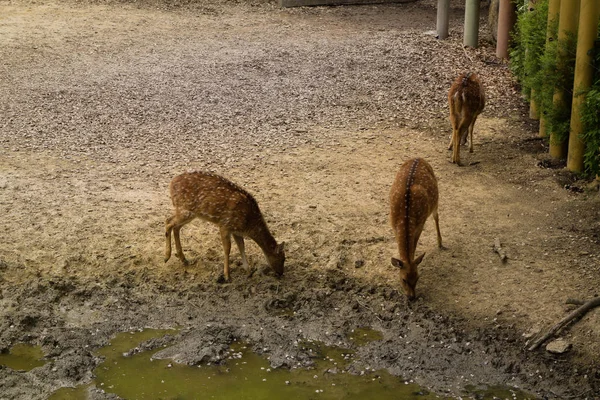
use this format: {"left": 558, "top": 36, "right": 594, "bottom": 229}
{"left": 1, "top": 0, "right": 521, "bottom": 170}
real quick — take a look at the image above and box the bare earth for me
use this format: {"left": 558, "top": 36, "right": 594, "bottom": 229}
{"left": 0, "top": 0, "right": 599, "bottom": 399}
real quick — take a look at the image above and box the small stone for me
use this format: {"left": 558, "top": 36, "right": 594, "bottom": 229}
{"left": 546, "top": 339, "right": 572, "bottom": 354}
{"left": 354, "top": 260, "right": 365, "bottom": 268}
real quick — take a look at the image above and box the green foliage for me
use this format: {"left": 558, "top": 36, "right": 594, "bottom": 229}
{"left": 510, "top": 0, "right": 550, "bottom": 100}
{"left": 511, "top": 2, "right": 600, "bottom": 174}
{"left": 581, "top": 88, "right": 600, "bottom": 175}
{"left": 581, "top": 35, "right": 600, "bottom": 176}
{"left": 544, "top": 31, "right": 577, "bottom": 145}
{"left": 510, "top": 0, "right": 577, "bottom": 148}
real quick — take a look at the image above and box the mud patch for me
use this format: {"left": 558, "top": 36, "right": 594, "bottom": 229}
{"left": 54, "top": 328, "right": 537, "bottom": 399}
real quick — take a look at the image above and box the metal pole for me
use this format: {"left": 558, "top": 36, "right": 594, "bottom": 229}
{"left": 437, "top": 0, "right": 451, "bottom": 40}
{"left": 464, "top": 0, "right": 481, "bottom": 48}
{"left": 539, "top": 0, "right": 561, "bottom": 137}
{"left": 567, "top": 0, "right": 600, "bottom": 172}
{"left": 549, "top": 0, "right": 580, "bottom": 159}
{"left": 496, "top": 0, "right": 515, "bottom": 58}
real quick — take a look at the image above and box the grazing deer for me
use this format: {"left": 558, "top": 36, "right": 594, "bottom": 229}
{"left": 390, "top": 158, "right": 443, "bottom": 300}
{"left": 165, "top": 171, "right": 285, "bottom": 282}
{"left": 448, "top": 72, "right": 485, "bottom": 166}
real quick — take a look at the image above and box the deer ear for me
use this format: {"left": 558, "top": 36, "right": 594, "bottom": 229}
{"left": 277, "top": 242, "right": 285, "bottom": 253}
{"left": 391, "top": 257, "right": 404, "bottom": 269}
{"left": 414, "top": 253, "right": 426, "bottom": 266}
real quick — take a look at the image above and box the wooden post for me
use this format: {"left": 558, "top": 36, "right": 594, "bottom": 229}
{"left": 539, "top": 0, "right": 561, "bottom": 137}
{"left": 496, "top": 0, "right": 516, "bottom": 58}
{"left": 437, "top": 0, "right": 450, "bottom": 40}
{"left": 567, "top": 0, "right": 600, "bottom": 173}
{"left": 549, "top": 0, "right": 580, "bottom": 159}
{"left": 464, "top": 0, "right": 481, "bottom": 48}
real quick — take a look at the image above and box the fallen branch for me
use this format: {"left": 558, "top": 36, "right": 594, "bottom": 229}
{"left": 528, "top": 297, "right": 600, "bottom": 351}
{"left": 463, "top": 46, "right": 474, "bottom": 63}
{"left": 565, "top": 298, "right": 585, "bottom": 306}
{"left": 522, "top": 136, "right": 544, "bottom": 142}
{"left": 493, "top": 238, "right": 507, "bottom": 263}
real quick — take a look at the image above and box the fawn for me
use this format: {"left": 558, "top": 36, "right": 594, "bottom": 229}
{"left": 448, "top": 72, "right": 485, "bottom": 166}
{"left": 165, "top": 171, "right": 285, "bottom": 282}
{"left": 390, "top": 158, "right": 443, "bottom": 300}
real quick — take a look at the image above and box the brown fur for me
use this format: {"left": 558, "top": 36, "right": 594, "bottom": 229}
{"left": 165, "top": 171, "right": 285, "bottom": 282}
{"left": 448, "top": 72, "right": 485, "bottom": 166}
{"left": 390, "top": 158, "right": 443, "bottom": 300}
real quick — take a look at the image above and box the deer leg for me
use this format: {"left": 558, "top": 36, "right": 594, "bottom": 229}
{"left": 468, "top": 114, "right": 478, "bottom": 153}
{"left": 165, "top": 212, "right": 194, "bottom": 265}
{"left": 173, "top": 227, "right": 188, "bottom": 265}
{"left": 433, "top": 209, "right": 443, "bottom": 249}
{"left": 453, "top": 118, "right": 471, "bottom": 166}
{"left": 220, "top": 227, "right": 232, "bottom": 282}
{"left": 451, "top": 128, "right": 461, "bottom": 165}
{"left": 233, "top": 234, "right": 255, "bottom": 277}
{"left": 165, "top": 216, "right": 174, "bottom": 262}
{"left": 448, "top": 106, "right": 458, "bottom": 151}
{"left": 460, "top": 126, "right": 469, "bottom": 146}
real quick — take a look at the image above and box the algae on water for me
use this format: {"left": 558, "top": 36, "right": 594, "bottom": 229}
{"left": 49, "top": 329, "right": 537, "bottom": 400}
{"left": 0, "top": 343, "right": 46, "bottom": 371}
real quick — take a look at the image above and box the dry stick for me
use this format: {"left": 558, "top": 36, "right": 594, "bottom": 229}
{"left": 493, "top": 237, "right": 508, "bottom": 263}
{"left": 565, "top": 298, "right": 585, "bottom": 306}
{"left": 463, "top": 46, "right": 474, "bottom": 63}
{"left": 528, "top": 297, "right": 600, "bottom": 351}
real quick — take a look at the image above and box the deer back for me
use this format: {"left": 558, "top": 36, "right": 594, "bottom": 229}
{"left": 390, "top": 158, "right": 439, "bottom": 263}
{"left": 169, "top": 171, "right": 265, "bottom": 235}
{"left": 448, "top": 72, "right": 485, "bottom": 117}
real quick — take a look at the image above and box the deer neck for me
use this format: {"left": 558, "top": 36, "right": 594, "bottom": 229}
{"left": 397, "top": 243, "right": 416, "bottom": 268}
{"left": 249, "top": 221, "right": 278, "bottom": 255}
{"left": 399, "top": 159, "right": 420, "bottom": 266}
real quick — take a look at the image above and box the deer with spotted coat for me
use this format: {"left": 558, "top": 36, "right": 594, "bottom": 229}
{"left": 390, "top": 158, "right": 443, "bottom": 300}
{"left": 448, "top": 72, "right": 485, "bottom": 166}
{"left": 165, "top": 171, "right": 285, "bottom": 282}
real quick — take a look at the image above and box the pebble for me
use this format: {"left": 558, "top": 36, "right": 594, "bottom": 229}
{"left": 546, "top": 339, "right": 572, "bottom": 354}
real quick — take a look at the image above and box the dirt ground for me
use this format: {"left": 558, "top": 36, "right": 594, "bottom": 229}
{"left": 0, "top": 0, "right": 599, "bottom": 399}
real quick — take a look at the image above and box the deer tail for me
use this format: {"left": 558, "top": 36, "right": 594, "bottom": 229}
{"left": 461, "top": 72, "right": 473, "bottom": 86}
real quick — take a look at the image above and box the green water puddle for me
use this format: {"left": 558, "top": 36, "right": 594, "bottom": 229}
{"left": 48, "top": 384, "right": 91, "bottom": 400}
{"left": 347, "top": 327, "right": 384, "bottom": 346}
{"left": 48, "top": 328, "right": 536, "bottom": 400}
{"left": 0, "top": 343, "right": 47, "bottom": 371}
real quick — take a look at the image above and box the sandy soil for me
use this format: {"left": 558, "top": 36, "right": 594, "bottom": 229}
{"left": 0, "top": 0, "right": 599, "bottom": 399}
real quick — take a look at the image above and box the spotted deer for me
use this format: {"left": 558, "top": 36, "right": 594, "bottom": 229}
{"left": 448, "top": 72, "right": 485, "bottom": 166}
{"left": 165, "top": 171, "right": 285, "bottom": 282}
{"left": 390, "top": 158, "right": 443, "bottom": 300}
